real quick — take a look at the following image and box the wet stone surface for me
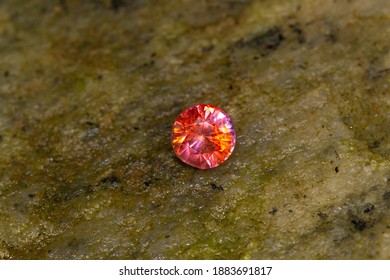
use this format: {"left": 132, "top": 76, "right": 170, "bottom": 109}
{"left": 0, "top": 0, "right": 389, "bottom": 259}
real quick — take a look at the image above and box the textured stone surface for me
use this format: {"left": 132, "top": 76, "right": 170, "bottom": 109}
{"left": 0, "top": 0, "right": 389, "bottom": 259}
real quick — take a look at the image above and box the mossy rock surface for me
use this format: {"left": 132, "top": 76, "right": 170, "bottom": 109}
{"left": 0, "top": 0, "right": 389, "bottom": 259}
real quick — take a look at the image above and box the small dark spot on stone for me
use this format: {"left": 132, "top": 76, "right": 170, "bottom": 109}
{"left": 363, "top": 203, "right": 375, "bottom": 214}
{"left": 228, "top": 84, "right": 234, "bottom": 90}
{"left": 85, "top": 185, "right": 94, "bottom": 194}
{"left": 327, "top": 33, "right": 337, "bottom": 43}
{"left": 269, "top": 207, "right": 278, "bottom": 215}
{"left": 150, "top": 52, "right": 156, "bottom": 58}
{"left": 40, "top": 6, "right": 48, "bottom": 14}
{"left": 28, "top": 194, "right": 36, "bottom": 199}
{"left": 47, "top": 249, "right": 52, "bottom": 254}
{"left": 368, "top": 140, "right": 380, "bottom": 149}
{"left": 335, "top": 166, "right": 339, "bottom": 173}
{"left": 317, "top": 211, "right": 327, "bottom": 218}
{"left": 253, "top": 56, "right": 259, "bottom": 60}
{"left": 151, "top": 203, "right": 161, "bottom": 209}
{"left": 101, "top": 175, "right": 120, "bottom": 184}
{"left": 351, "top": 219, "right": 367, "bottom": 231}
{"left": 289, "top": 23, "right": 305, "bottom": 44}
{"left": 85, "top": 121, "right": 99, "bottom": 128}
{"left": 142, "top": 60, "right": 155, "bottom": 67}
{"left": 235, "top": 27, "right": 284, "bottom": 56}
{"left": 303, "top": 194, "right": 307, "bottom": 198}
{"left": 68, "top": 239, "right": 80, "bottom": 249}
{"left": 211, "top": 183, "right": 224, "bottom": 191}
{"left": 144, "top": 181, "right": 151, "bottom": 187}
{"left": 379, "top": 68, "right": 390, "bottom": 75}
{"left": 96, "top": 74, "right": 103, "bottom": 80}
{"left": 4, "top": 70, "right": 9, "bottom": 77}
{"left": 133, "top": 126, "right": 139, "bottom": 130}
{"left": 288, "top": 209, "right": 293, "bottom": 213}
{"left": 111, "top": 0, "right": 122, "bottom": 11}
{"left": 322, "top": 125, "right": 325, "bottom": 128}
{"left": 51, "top": 155, "right": 61, "bottom": 163}
{"left": 21, "top": 123, "right": 30, "bottom": 132}
{"left": 0, "top": 135, "right": 3, "bottom": 142}
{"left": 383, "top": 191, "right": 390, "bottom": 200}
{"left": 165, "top": 235, "right": 170, "bottom": 238}
{"left": 201, "top": 45, "right": 214, "bottom": 53}
{"left": 13, "top": 203, "right": 19, "bottom": 208}
{"left": 367, "top": 68, "right": 390, "bottom": 81}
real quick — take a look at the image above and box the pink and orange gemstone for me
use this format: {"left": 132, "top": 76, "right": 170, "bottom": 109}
{"left": 171, "top": 104, "right": 236, "bottom": 169}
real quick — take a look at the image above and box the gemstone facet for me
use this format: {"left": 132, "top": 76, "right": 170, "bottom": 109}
{"left": 171, "top": 104, "right": 236, "bottom": 169}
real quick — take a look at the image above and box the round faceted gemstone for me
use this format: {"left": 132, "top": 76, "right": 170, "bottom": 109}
{"left": 171, "top": 104, "right": 236, "bottom": 169}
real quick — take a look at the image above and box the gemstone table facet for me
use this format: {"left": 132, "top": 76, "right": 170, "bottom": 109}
{"left": 171, "top": 104, "right": 236, "bottom": 169}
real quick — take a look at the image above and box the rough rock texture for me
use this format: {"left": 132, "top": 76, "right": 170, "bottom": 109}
{"left": 0, "top": 0, "right": 389, "bottom": 259}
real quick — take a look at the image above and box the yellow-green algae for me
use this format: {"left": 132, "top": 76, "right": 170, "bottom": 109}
{"left": 0, "top": 0, "right": 389, "bottom": 259}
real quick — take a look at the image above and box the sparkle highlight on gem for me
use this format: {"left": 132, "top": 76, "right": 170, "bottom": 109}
{"left": 171, "top": 104, "right": 236, "bottom": 169}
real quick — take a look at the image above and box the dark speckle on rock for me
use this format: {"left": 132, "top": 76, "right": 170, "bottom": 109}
{"left": 111, "top": 0, "right": 122, "bottom": 11}
{"left": 85, "top": 121, "right": 99, "bottom": 128}
{"left": 269, "top": 207, "right": 278, "bottom": 215}
{"left": 317, "top": 211, "right": 327, "bottom": 218}
{"left": 383, "top": 191, "right": 390, "bottom": 201}
{"left": 101, "top": 175, "right": 120, "bottom": 184}
{"left": 151, "top": 203, "right": 161, "bottom": 209}
{"left": 335, "top": 166, "right": 339, "bottom": 173}
{"left": 327, "top": 32, "right": 338, "bottom": 43}
{"left": 0, "top": 135, "right": 3, "bottom": 142}
{"left": 368, "top": 140, "right": 380, "bottom": 149}
{"left": 68, "top": 239, "right": 81, "bottom": 250}
{"left": 3, "top": 70, "right": 9, "bottom": 77}
{"left": 201, "top": 45, "right": 214, "bottom": 53}
{"left": 352, "top": 219, "right": 367, "bottom": 231}
{"left": 289, "top": 23, "right": 305, "bottom": 44}
{"left": 211, "top": 183, "right": 224, "bottom": 191}
{"left": 363, "top": 203, "right": 375, "bottom": 214}
{"left": 235, "top": 27, "right": 284, "bottom": 56}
